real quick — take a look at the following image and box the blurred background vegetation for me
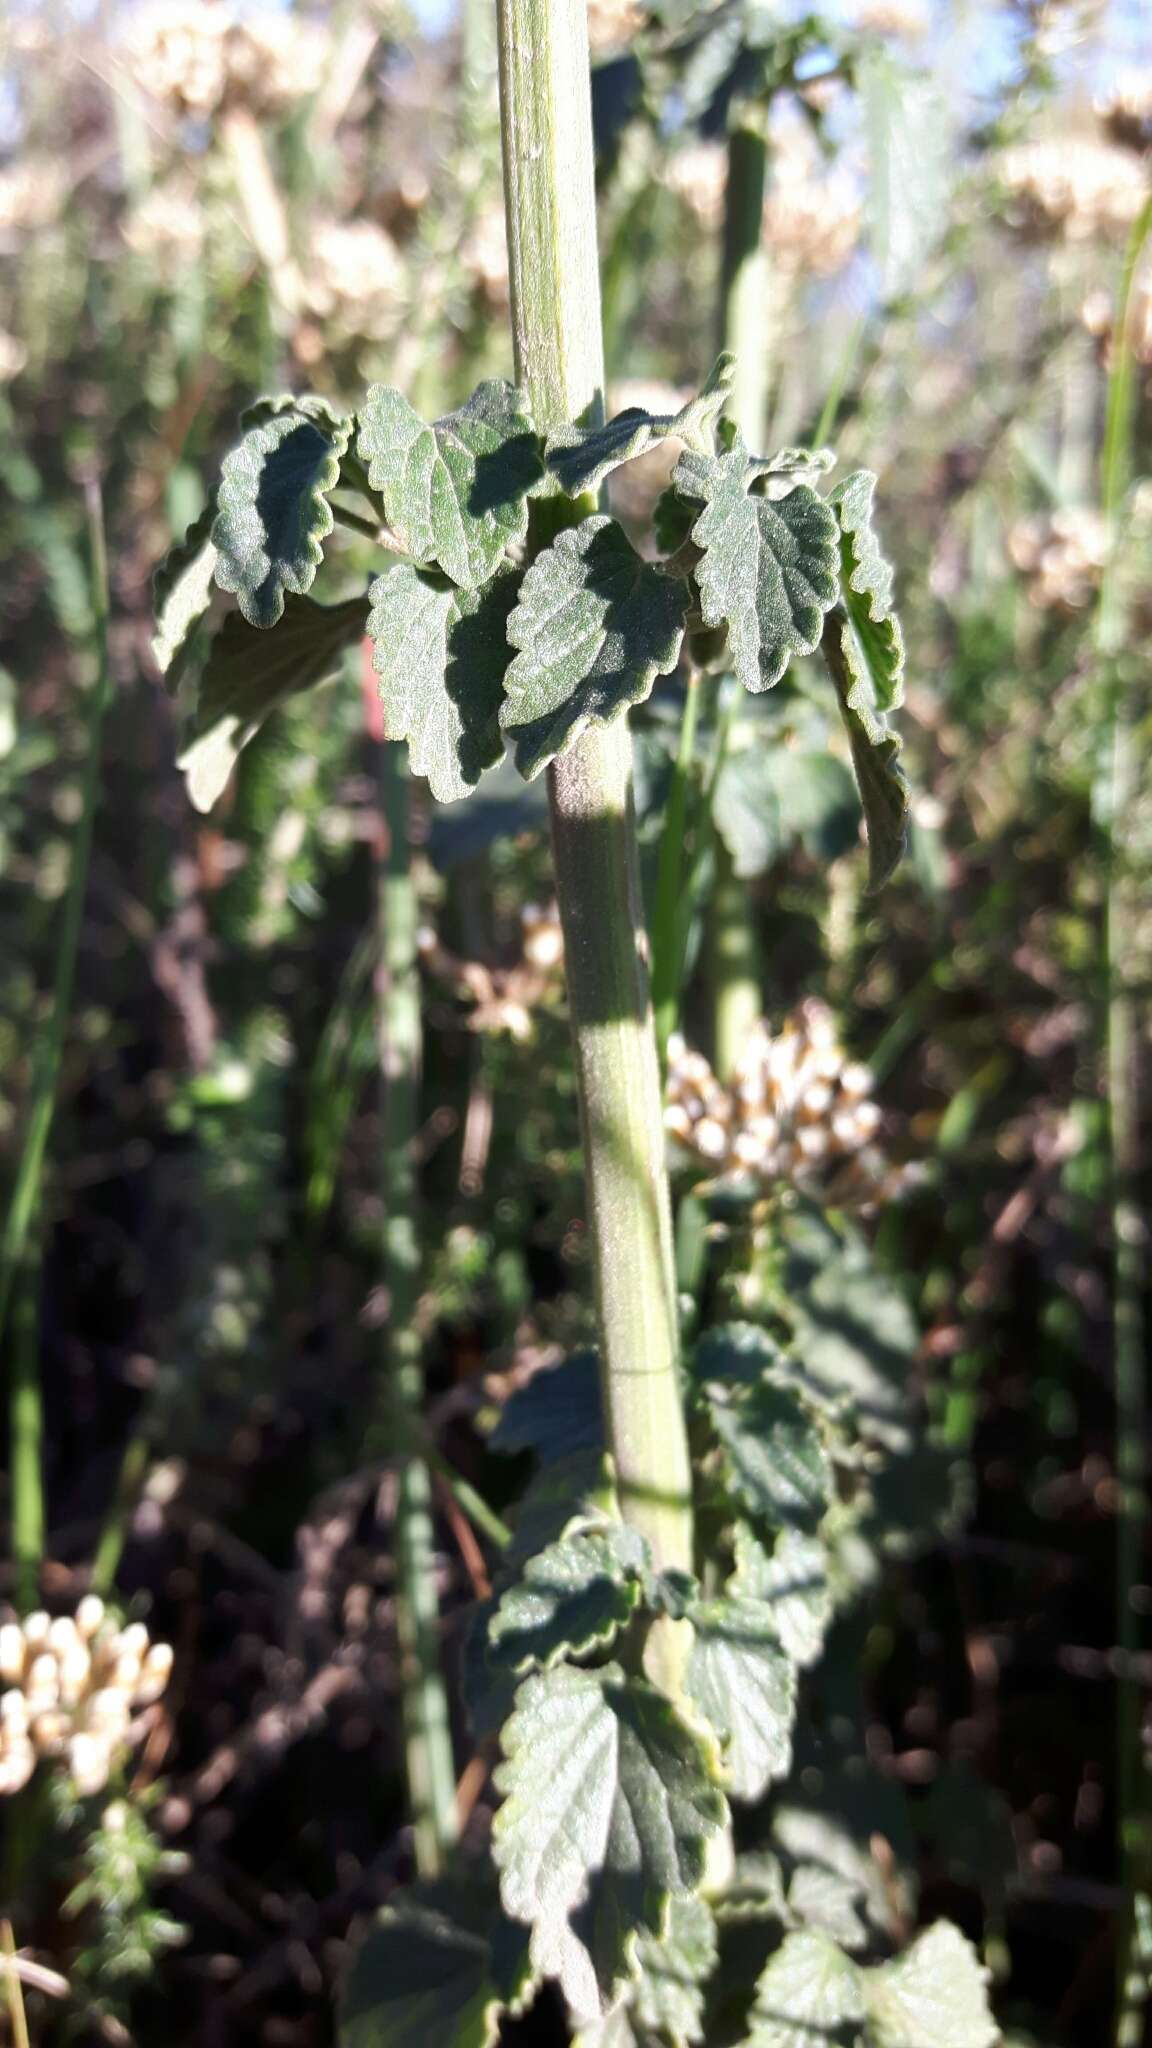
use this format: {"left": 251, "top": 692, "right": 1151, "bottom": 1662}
{"left": 0, "top": 0, "right": 1150, "bottom": 2040}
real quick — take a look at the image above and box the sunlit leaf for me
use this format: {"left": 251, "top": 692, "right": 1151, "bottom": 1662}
{"left": 684, "top": 1593, "right": 797, "bottom": 1800}
{"left": 501, "top": 516, "right": 688, "bottom": 778}
{"left": 701, "top": 1377, "right": 832, "bottom": 1533}
{"left": 179, "top": 593, "right": 366, "bottom": 812}
{"left": 212, "top": 404, "right": 352, "bottom": 628}
{"left": 632, "top": 1894, "right": 718, "bottom": 2044}
{"left": 367, "top": 563, "right": 517, "bottom": 802}
{"left": 356, "top": 379, "right": 542, "bottom": 588}
{"left": 864, "top": 1923, "right": 998, "bottom": 2048}
{"left": 493, "top": 1661, "right": 727, "bottom": 2018}
{"left": 823, "top": 471, "right": 908, "bottom": 889}
{"left": 672, "top": 440, "right": 839, "bottom": 694}
{"left": 745, "top": 1929, "right": 865, "bottom": 2047}
{"left": 152, "top": 499, "right": 219, "bottom": 685}
{"left": 732, "top": 1526, "right": 832, "bottom": 1670}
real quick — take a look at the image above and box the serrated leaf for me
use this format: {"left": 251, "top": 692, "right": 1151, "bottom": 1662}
{"left": 241, "top": 391, "right": 351, "bottom": 434}
{"left": 685, "top": 1594, "right": 797, "bottom": 1801}
{"left": 824, "top": 471, "right": 908, "bottom": 890}
{"left": 632, "top": 1894, "right": 718, "bottom": 2044}
{"left": 715, "top": 1851, "right": 790, "bottom": 1925}
{"left": 828, "top": 472, "right": 904, "bottom": 717}
{"left": 152, "top": 499, "right": 219, "bottom": 684}
{"left": 340, "top": 1883, "right": 534, "bottom": 2048}
{"left": 501, "top": 516, "right": 688, "bottom": 779}
{"left": 490, "top": 1348, "right": 604, "bottom": 1464}
{"left": 733, "top": 1527, "right": 832, "bottom": 1670}
{"left": 179, "top": 593, "right": 367, "bottom": 812}
{"left": 672, "top": 441, "right": 839, "bottom": 694}
{"left": 493, "top": 1662, "right": 728, "bottom": 2019}
{"left": 702, "top": 1379, "right": 832, "bottom": 1533}
{"left": 863, "top": 1924, "right": 997, "bottom": 2048}
{"left": 786, "top": 1865, "right": 872, "bottom": 1953}
{"left": 713, "top": 745, "right": 860, "bottom": 880}
{"left": 505, "top": 1450, "right": 619, "bottom": 1576}
{"left": 546, "top": 356, "right": 735, "bottom": 497}
{"left": 356, "top": 380, "right": 542, "bottom": 588}
{"left": 489, "top": 1525, "right": 647, "bottom": 1676}
{"left": 746, "top": 1930, "right": 865, "bottom": 2047}
{"left": 367, "top": 563, "right": 517, "bottom": 803}
{"left": 212, "top": 405, "right": 352, "bottom": 628}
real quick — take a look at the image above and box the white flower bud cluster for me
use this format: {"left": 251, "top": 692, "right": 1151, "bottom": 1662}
{"left": 127, "top": 3, "right": 326, "bottom": 121}
{"left": 520, "top": 901, "right": 564, "bottom": 973}
{"left": 1081, "top": 276, "right": 1152, "bottom": 374}
{"left": 997, "top": 139, "right": 1149, "bottom": 241}
{"left": 303, "top": 220, "right": 404, "bottom": 343}
{"left": 0, "top": 1600, "right": 173, "bottom": 1800}
{"left": 1007, "top": 508, "right": 1110, "bottom": 612}
{"left": 1098, "top": 73, "right": 1152, "bottom": 155}
{"left": 665, "top": 1002, "right": 915, "bottom": 1211}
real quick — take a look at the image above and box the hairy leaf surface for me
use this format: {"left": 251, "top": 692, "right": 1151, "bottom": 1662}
{"left": 180, "top": 594, "right": 367, "bottom": 812}
{"left": 212, "top": 405, "right": 352, "bottom": 628}
{"left": 340, "top": 1884, "right": 533, "bottom": 2048}
{"left": 746, "top": 1929, "right": 866, "bottom": 2046}
{"left": 488, "top": 1525, "right": 648, "bottom": 1675}
{"left": 672, "top": 442, "right": 839, "bottom": 693}
{"left": 501, "top": 516, "right": 688, "bottom": 778}
{"left": 357, "top": 380, "right": 541, "bottom": 588}
{"left": 490, "top": 1348, "right": 604, "bottom": 1463}
{"left": 702, "top": 1378, "right": 831, "bottom": 1532}
{"left": 823, "top": 471, "right": 908, "bottom": 888}
{"left": 732, "top": 1526, "right": 832, "bottom": 1670}
{"left": 685, "top": 1594, "right": 797, "bottom": 1800}
{"left": 367, "top": 564, "right": 517, "bottom": 802}
{"left": 493, "top": 1662, "right": 727, "bottom": 2018}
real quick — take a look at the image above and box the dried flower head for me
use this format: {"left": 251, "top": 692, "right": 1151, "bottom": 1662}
{"left": 1097, "top": 72, "right": 1152, "bottom": 155}
{"left": 1007, "top": 508, "right": 1110, "bottom": 612}
{"left": 763, "top": 132, "right": 861, "bottom": 277}
{"left": 127, "top": 3, "right": 325, "bottom": 121}
{"left": 304, "top": 219, "right": 404, "bottom": 342}
{"left": 664, "top": 143, "right": 728, "bottom": 232}
{"left": 123, "top": 180, "right": 205, "bottom": 273}
{"left": 997, "top": 138, "right": 1149, "bottom": 241}
{"left": 0, "top": 159, "right": 67, "bottom": 238}
{"left": 460, "top": 204, "right": 511, "bottom": 307}
{"left": 0, "top": 1599, "right": 173, "bottom": 1799}
{"left": 852, "top": 0, "right": 929, "bottom": 36}
{"left": 417, "top": 903, "right": 564, "bottom": 1041}
{"left": 1080, "top": 275, "right": 1152, "bottom": 372}
{"left": 586, "top": 0, "right": 644, "bottom": 56}
{"left": 665, "top": 1003, "right": 916, "bottom": 1211}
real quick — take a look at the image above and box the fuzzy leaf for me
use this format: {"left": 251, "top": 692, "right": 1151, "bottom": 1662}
{"left": 493, "top": 1662, "right": 727, "bottom": 2019}
{"left": 340, "top": 1884, "right": 533, "bottom": 2048}
{"left": 356, "top": 380, "right": 542, "bottom": 588}
{"left": 693, "top": 1322, "right": 789, "bottom": 1391}
{"left": 152, "top": 500, "right": 219, "bottom": 684}
{"left": 179, "top": 594, "right": 367, "bottom": 812}
{"left": 632, "top": 1894, "right": 718, "bottom": 2044}
{"left": 672, "top": 441, "right": 839, "bottom": 693}
{"left": 212, "top": 404, "right": 352, "bottom": 628}
{"left": 367, "top": 564, "right": 517, "bottom": 803}
{"left": 489, "top": 1525, "right": 647, "bottom": 1676}
{"left": 501, "top": 516, "right": 688, "bottom": 778}
{"left": 684, "top": 1594, "right": 797, "bottom": 1801}
{"left": 490, "top": 1349, "right": 604, "bottom": 1464}
{"left": 824, "top": 472, "right": 908, "bottom": 889}
{"left": 733, "top": 1527, "right": 832, "bottom": 1670}
{"left": 781, "top": 1212, "right": 917, "bottom": 1455}
{"left": 546, "top": 356, "right": 735, "bottom": 497}
{"left": 746, "top": 1930, "right": 866, "bottom": 2047}
{"left": 702, "top": 1379, "right": 832, "bottom": 1533}
{"left": 863, "top": 1924, "right": 997, "bottom": 2048}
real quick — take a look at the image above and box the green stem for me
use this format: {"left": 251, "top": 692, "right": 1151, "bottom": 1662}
{"left": 90, "top": 1429, "right": 153, "bottom": 1599}
{"left": 651, "top": 667, "right": 702, "bottom": 1064}
{"left": 2, "top": 481, "right": 113, "bottom": 1607}
{"left": 495, "top": 0, "right": 694, "bottom": 1603}
{"left": 711, "top": 837, "right": 761, "bottom": 1081}
{"left": 377, "top": 743, "right": 458, "bottom": 1877}
{"left": 10, "top": 1260, "right": 43, "bottom": 1614}
{"left": 1097, "top": 195, "right": 1152, "bottom": 2048}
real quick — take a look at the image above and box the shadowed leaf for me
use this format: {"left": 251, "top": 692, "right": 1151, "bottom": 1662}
{"left": 367, "top": 563, "right": 518, "bottom": 803}
{"left": 357, "top": 380, "right": 542, "bottom": 588}
{"left": 212, "top": 405, "right": 352, "bottom": 628}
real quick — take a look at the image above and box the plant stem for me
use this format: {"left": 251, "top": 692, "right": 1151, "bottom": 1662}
{"left": 2, "top": 480, "right": 113, "bottom": 1608}
{"left": 495, "top": 0, "right": 694, "bottom": 1595}
{"left": 376, "top": 741, "right": 458, "bottom": 1877}
{"left": 651, "top": 666, "right": 701, "bottom": 1064}
{"left": 90, "top": 1428, "right": 153, "bottom": 1598}
{"left": 1101, "top": 195, "right": 1152, "bottom": 2048}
